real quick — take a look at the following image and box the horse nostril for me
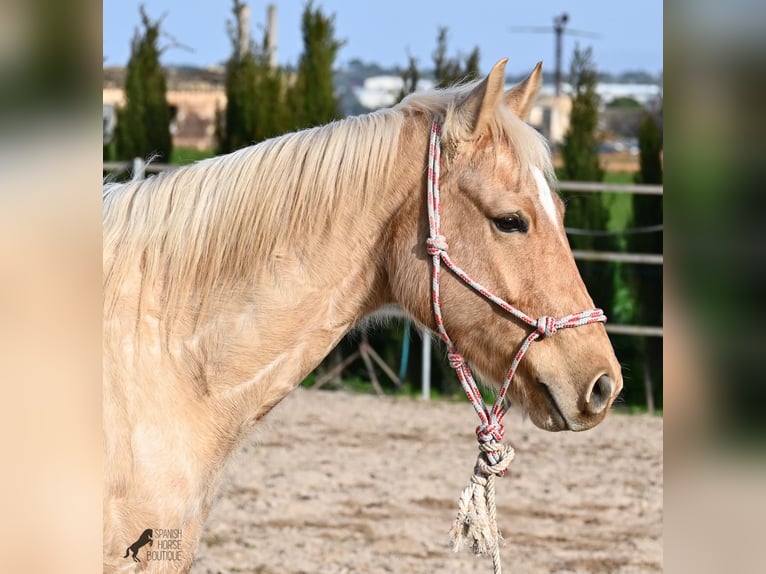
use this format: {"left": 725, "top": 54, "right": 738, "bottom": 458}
{"left": 585, "top": 374, "right": 615, "bottom": 416}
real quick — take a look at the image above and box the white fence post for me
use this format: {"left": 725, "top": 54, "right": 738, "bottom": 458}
{"left": 420, "top": 327, "right": 431, "bottom": 400}
{"left": 132, "top": 157, "right": 146, "bottom": 181}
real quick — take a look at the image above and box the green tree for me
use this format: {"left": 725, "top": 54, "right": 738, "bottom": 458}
{"left": 218, "top": 10, "right": 257, "bottom": 154}
{"left": 397, "top": 28, "right": 479, "bottom": 107}
{"left": 462, "top": 47, "right": 481, "bottom": 82}
{"left": 252, "top": 59, "right": 290, "bottom": 142}
{"left": 114, "top": 6, "right": 173, "bottom": 162}
{"left": 432, "top": 27, "right": 480, "bottom": 88}
{"left": 397, "top": 53, "right": 420, "bottom": 102}
{"left": 217, "top": 0, "right": 289, "bottom": 153}
{"left": 626, "top": 111, "right": 663, "bottom": 410}
{"left": 560, "top": 46, "right": 616, "bottom": 362}
{"left": 635, "top": 112, "right": 663, "bottom": 185}
{"left": 288, "top": 1, "right": 344, "bottom": 129}
{"left": 433, "top": 27, "right": 461, "bottom": 87}
{"left": 561, "top": 45, "right": 603, "bottom": 181}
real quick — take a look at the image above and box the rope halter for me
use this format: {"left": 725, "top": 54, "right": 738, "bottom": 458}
{"left": 426, "top": 117, "right": 607, "bottom": 573}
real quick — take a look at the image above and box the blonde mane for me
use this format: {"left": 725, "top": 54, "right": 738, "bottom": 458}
{"left": 103, "top": 80, "right": 553, "bottom": 326}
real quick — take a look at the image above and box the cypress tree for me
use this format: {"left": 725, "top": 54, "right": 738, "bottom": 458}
{"left": 288, "top": 1, "right": 343, "bottom": 129}
{"left": 627, "top": 111, "right": 663, "bottom": 410}
{"left": 398, "top": 29, "right": 479, "bottom": 108}
{"left": 463, "top": 47, "right": 481, "bottom": 82}
{"left": 220, "top": 50, "right": 257, "bottom": 153}
{"left": 560, "top": 46, "right": 615, "bottom": 349}
{"left": 432, "top": 28, "right": 479, "bottom": 88}
{"left": 635, "top": 113, "right": 663, "bottom": 185}
{"left": 398, "top": 28, "right": 481, "bottom": 105}
{"left": 115, "top": 6, "right": 173, "bottom": 162}
{"left": 561, "top": 45, "right": 603, "bottom": 181}
{"left": 432, "top": 27, "right": 462, "bottom": 88}
{"left": 217, "top": 0, "right": 289, "bottom": 154}
{"left": 397, "top": 54, "right": 420, "bottom": 102}
{"left": 252, "top": 56, "right": 289, "bottom": 142}
{"left": 218, "top": 0, "right": 258, "bottom": 153}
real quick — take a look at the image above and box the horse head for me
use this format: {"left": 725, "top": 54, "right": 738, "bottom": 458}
{"left": 387, "top": 59, "right": 622, "bottom": 432}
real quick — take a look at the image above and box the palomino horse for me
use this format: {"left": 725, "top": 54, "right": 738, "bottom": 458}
{"left": 103, "top": 58, "right": 622, "bottom": 572}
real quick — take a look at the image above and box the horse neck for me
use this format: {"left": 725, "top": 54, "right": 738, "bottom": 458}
{"left": 172, "top": 114, "right": 430, "bottom": 423}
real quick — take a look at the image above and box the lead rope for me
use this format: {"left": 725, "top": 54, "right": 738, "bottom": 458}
{"left": 425, "top": 117, "right": 607, "bottom": 574}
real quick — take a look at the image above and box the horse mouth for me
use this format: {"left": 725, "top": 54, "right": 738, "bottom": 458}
{"left": 536, "top": 381, "right": 570, "bottom": 431}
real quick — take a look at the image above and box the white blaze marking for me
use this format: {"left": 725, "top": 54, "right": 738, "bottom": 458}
{"left": 531, "top": 166, "right": 558, "bottom": 226}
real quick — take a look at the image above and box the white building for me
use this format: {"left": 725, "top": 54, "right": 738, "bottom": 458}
{"left": 351, "top": 75, "right": 434, "bottom": 110}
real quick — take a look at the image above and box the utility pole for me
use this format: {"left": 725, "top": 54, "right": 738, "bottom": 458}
{"left": 510, "top": 13, "right": 600, "bottom": 97}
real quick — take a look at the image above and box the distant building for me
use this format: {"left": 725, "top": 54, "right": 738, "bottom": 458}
{"left": 103, "top": 66, "right": 226, "bottom": 151}
{"left": 592, "top": 83, "right": 661, "bottom": 106}
{"left": 526, "top": 82, "right": 661, "bottom": 145}
{"left": 537, "top": 82, "right": 661, "bottom": 106}
{"left": 351, "top": 75, "right": 434, "bottom": 109}
{"left": 529, "top": 95, "right": 572, "bottom": 144}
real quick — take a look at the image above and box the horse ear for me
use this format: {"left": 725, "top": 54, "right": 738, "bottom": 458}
{"left": 453, "top": 57, "right": 508, "bottom": 139}
{"left": 504, "top": 61, "right": 543, "bottom": 120}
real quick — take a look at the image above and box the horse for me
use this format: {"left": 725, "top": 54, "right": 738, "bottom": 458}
{"left": 103, "top": 58, "right": 623, "bottom": 572}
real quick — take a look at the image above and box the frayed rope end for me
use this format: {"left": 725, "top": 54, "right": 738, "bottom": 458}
{"left": 449, "top": 441, "right": 515, "bottom": 556}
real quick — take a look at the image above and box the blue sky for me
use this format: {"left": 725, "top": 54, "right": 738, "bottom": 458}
{"left": 103, "top": 1, "right": 663, "bottom": 75}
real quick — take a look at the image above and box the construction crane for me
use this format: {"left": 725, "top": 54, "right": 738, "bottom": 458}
{"left": 510, "top": 12, "right": 601, "bottom": 97}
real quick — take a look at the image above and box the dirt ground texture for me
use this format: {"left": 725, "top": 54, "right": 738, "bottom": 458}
{"left": 192, "top": 388, "right": 662, "bottom": 574}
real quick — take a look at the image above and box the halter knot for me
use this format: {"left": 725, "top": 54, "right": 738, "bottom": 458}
{"left": 426, "top": 235, "right": 449, "bottom": 256}
{"left": 536, "top": 316, "right": 558, "bottom": 338}
{"left": 476, "top": 422, "right": 505, "bottom": 444}
{"left": 476, "top": 440, "right": 515, "bottom": 477}
{"left": 447, "top": 352, "right": 465, "bottom": 369}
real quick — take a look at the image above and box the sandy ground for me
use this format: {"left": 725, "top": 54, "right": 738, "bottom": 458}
{"left": 192, "top": 388, "right": 662, "bottom": 574}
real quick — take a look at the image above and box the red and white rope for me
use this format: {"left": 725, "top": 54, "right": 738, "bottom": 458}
{"left": 427, "top": 117, "right": 607, "bottom": 572}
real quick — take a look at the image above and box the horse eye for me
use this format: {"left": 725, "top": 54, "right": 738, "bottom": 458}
{"left": 492, "top": 215, "right": 528, "bottom": 233}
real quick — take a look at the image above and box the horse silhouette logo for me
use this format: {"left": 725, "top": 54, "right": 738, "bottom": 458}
{"left": 124, "top": 528, "right": 153, "bottom": 562}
